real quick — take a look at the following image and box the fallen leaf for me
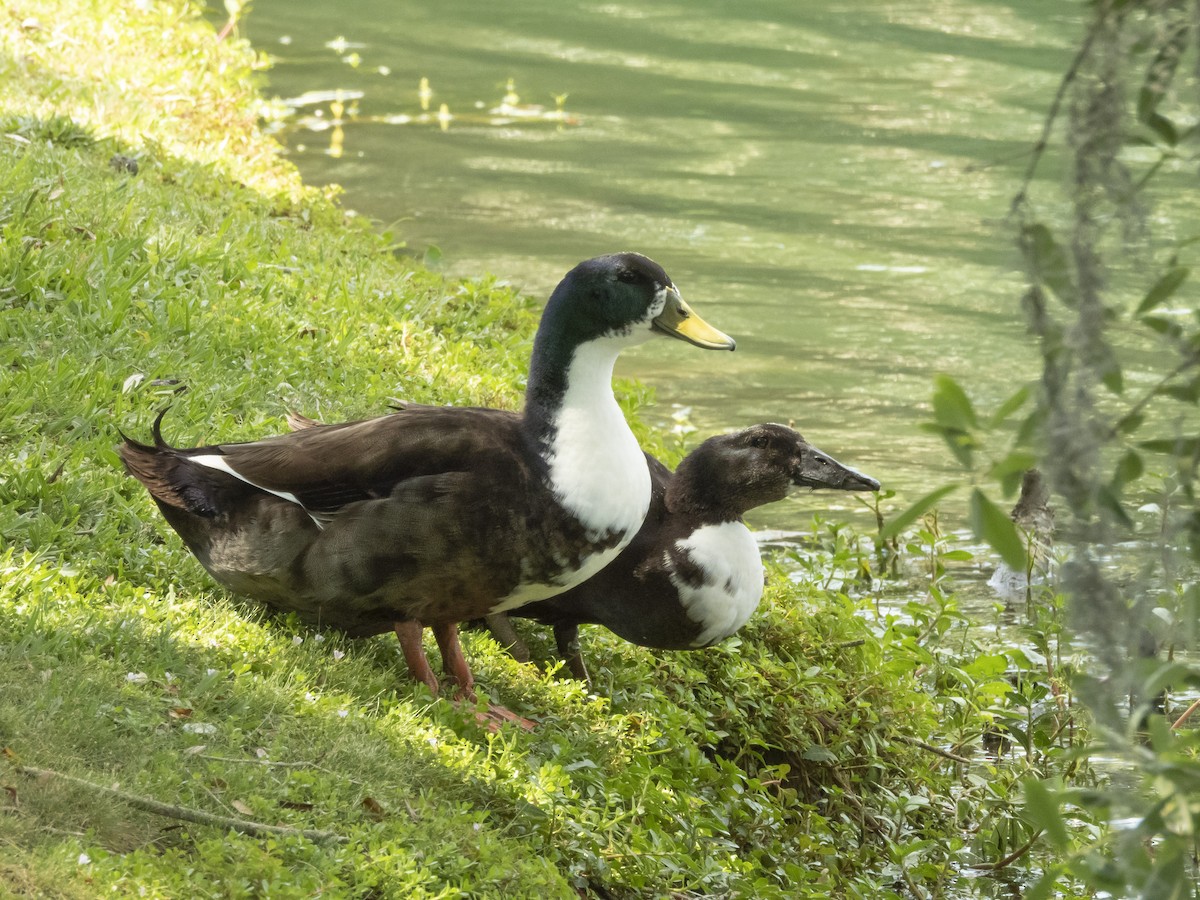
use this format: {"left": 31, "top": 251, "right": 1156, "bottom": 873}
{"left": 361, "top": 796, "right": 386, "bottom": 821}
{"left": 280, "top": 800, "right": 314, "bottom": 811}
{"left": 231, "top": 800, "right": 253, "bottom": 816}
{"left": 3, "top": 785, "right": 17, "bottom": 806}
{"left": 167, "top": 707, "right": 193, "bottom": 719}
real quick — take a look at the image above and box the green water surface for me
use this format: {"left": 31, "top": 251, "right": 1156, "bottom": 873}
{"left": 246, "top": 0, "right": 1083, "bottom": 529}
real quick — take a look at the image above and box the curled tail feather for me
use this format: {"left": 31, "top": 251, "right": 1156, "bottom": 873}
{"left": 117, "top": 407, "right": 218, "bottom": 516}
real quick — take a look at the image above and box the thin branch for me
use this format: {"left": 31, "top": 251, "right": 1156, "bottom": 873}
{"left": 1109, "top": 356, "right": 1200, "bottom": 440}
{"left": 895, "top": 735, "right": 973, "bottom": 765}
{"left": 1011, "top": 18, "right": 1104, "bottom": 217}
{"left": 971, "top": 830, "right": 1044, "bottom": 872}
{"left": 12, "top": 764, "right": 347, "bottom": 843}
{"left": 1171, "top": 696, "right": 1200, "bottom": 730}
{"left": 900, "top": 865, "right": 931, "bottom": 900}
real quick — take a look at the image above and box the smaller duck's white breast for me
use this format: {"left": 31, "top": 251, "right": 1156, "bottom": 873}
{"left": 670, "top": 522, "right": 764, "bottom": 647}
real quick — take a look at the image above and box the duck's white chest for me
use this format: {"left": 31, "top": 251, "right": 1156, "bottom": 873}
{"left": 541, "top": 339, "right": 651, "bottom": 542}
{"left": 545, "top": 402, "right": 650, "bottom": 541}
{"left": 670, "top": 522, "right": 764, "bottom": 647}
{"left": 490, "top": 342, "right": 651, "bottom": 613}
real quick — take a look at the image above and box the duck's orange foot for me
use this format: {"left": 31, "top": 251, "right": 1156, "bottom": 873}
{"left": 482, "top": 702, "right": 537, "bottom": 731}
{"left": 446, "top": 696, "right": 536, "bottom": 732}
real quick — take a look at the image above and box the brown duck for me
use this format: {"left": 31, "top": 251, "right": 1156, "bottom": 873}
{"left": 119, "top": 253, "right": 734, "bottom": 716}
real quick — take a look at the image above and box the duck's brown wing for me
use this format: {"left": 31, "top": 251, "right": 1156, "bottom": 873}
{"left": 195, "top": 406, "right": 528, "bottom": 522}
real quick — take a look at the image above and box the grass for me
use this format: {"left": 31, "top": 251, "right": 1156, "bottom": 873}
{"left": 0, "top": 1, "right": 1077, "bottom": 897}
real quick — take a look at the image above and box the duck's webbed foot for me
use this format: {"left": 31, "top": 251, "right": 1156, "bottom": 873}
{"left": 432, "top": 622, "right": 535, "bottom": 731}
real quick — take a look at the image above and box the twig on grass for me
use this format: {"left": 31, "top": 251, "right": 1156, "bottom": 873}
{"left": 895, "top": 734, "right": 973, "bottom": 765}
{"left": 13, "top": 764, "right": 347, "bottom": 843}
{"left": 971, "top": 829, "right": 1044, "bottom": 872}
{"left": 1171, "top": 696, "right": 1200, "bottom": 730}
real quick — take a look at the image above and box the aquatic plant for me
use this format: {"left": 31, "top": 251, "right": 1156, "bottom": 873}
{"left": 918, "top": 1, "right": 1200, "bottom": 895}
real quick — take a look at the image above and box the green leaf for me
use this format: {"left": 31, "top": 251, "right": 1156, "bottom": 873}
{"left": 879, "top": 485, "right": 958, "bottom": 540}
{"left": 1016, "top": 406, "right": 1046, "bottom": 446}
{"left": 968, "top": 488, "right": 1027, "bottom": 571}
{"left": 987, "top": 386, "right": 1030, "bottom": 428}
{"left": 919, "top": 422, "right": 976, "bottom": 468}
{"left": 964, "top": 653, "right": 1008, "bottom": 679}
{"left": 931, "top": 374, "right": 977, "bottom": 431}
{"left": 1140, "top": 436, "right": 1200, "bottom": 457}
{"left": 1022, "top": 778, "right": 1070, "bottom": 850}
{"left": 1157, "top": 381, "right": 1200, "bottom": 403}
{"left": 1111, "top": 450, "right": 1144, "bottom": 492}
{"left": 987, "top": 451, "right": 1040, "bottom": 496}
{"left": 1022, "top": 224, "right": 1077, "bottom": 306}
{"left": 1116, "top": 411, "right": 1145, "bottom": 435}
{"left": 1144, "top": 112, "right": 1179, "bottom": 147}
{"left": 1136, "top": 267, "right": 1189, "bottom": 315}
{"left": 1141, "top": 315, "right": 1183, "bottom": 338}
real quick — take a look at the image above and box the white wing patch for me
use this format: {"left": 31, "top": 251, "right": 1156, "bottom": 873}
{"left": 670, "top": 522, "right": 764, "bottom": 647}
{"left": 190, "top": 454, "right": 325, "bottom": 529}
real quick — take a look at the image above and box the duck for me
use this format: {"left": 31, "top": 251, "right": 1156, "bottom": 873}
{"left": 483, "top": 423, "right": 880, "bottom": 683}
{"left": 987, "top": 468, "right": 1055, "bottom": 601}
{"left": 118, "top": 253, "right": 735, "bottom": 718}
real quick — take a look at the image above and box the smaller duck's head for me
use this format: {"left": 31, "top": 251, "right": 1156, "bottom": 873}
{"left": 540, "top": 253, "right": 735, "bottom": 352}
{"left": 669, "top": 423, "right": 880, "bottom": 519}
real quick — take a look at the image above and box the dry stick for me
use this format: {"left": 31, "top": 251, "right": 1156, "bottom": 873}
{"left": 1171, "top": 696, "right": 1200, "bottom": 730}
{"left": 14, "top": 765, "right": 347, "bottom": 844}
{"left": 970, "top": 829, "right": 1044, "bottom": 872}
{"left": 895, "top": 734, "right": 973, "bottom": 765}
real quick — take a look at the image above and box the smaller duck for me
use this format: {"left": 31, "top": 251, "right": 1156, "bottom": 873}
{"left": 487, "top": 424, "right": 879, "bottom": 682}
{"left": 987, "top": 468, "right": 1055, "bottom": 602}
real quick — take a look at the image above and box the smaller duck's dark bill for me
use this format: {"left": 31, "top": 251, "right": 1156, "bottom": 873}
{"left": 796, "top": 446, "right": 881, "bottom": 492}
{"left": 653, "top": 293, "right": 736, "bottom": 351}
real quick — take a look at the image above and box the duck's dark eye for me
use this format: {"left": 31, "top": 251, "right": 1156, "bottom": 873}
{"left": 616, "top": 268, "right": 642, "bottom": 284}
{"left": 751, "top": 434, "right": 770, "bottom": 449}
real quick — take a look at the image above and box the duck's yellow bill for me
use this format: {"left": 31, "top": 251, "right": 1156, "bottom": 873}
{"left": 652, "top": 291, "right": 736, "bottom": 351}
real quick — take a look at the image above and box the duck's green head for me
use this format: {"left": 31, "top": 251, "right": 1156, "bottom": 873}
{"left": 540, "top": 253, "right": 735, "bottom": 352}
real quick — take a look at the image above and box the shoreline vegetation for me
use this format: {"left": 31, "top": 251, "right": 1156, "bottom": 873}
{"left": 1, "top": 2, "right": 1108, "bottom": 897}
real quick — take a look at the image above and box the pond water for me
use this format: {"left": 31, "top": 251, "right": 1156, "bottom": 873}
{"left": 243, "top": 1, "right": 1082, "bottom": 538}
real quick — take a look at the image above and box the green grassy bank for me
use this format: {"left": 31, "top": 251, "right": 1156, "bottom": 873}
{"left": 0, "top": 2, "right": 1010, "bottom": 897}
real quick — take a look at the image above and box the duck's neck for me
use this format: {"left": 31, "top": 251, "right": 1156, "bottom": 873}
{"left": 665, "top": 481, "right": 745, "bottom": 525}
{"left": 525, "top": 338, "right": 650, "bottom": 538}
